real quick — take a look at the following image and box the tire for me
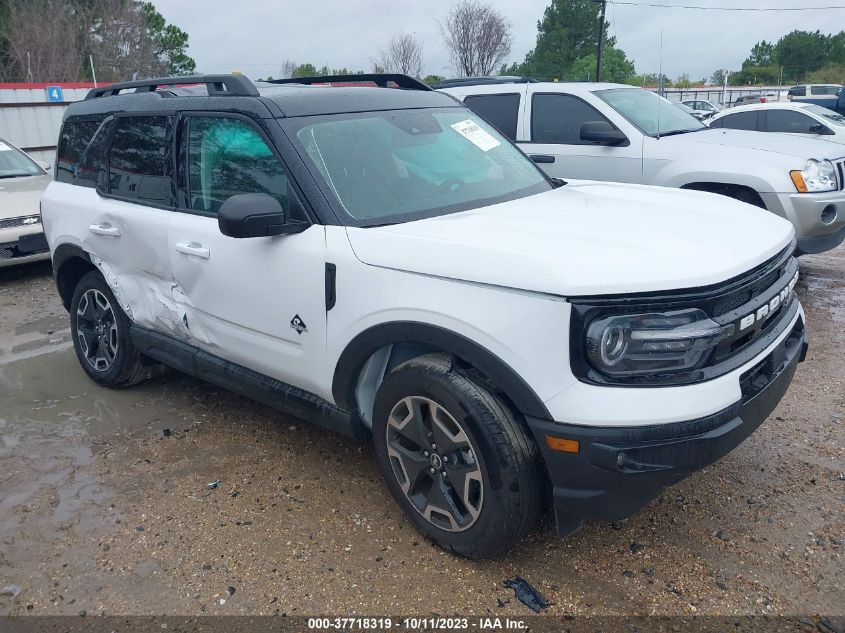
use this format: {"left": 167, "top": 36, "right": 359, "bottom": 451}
{"left": 69, "top": 270, "right": 153, "bottom": 388}
{"left": 372, "top": 353, "right": 543, "bottom": 559}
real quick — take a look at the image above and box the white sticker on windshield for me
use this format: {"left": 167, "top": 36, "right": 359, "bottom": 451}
{"left": 0, "top": 142, "right": 11, "bottom": 152}
{"left": 450, "top": 119, "right": 501, "bottom": 152}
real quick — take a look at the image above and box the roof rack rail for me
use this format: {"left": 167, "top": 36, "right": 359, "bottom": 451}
{"left": 432, "top": 76, "right": 538, "bottom": 89}
{"left": 85, "top": 74, "right": 259, "bottom": 100}
{"left": 264, "top": 73, "right": 431, "bottom": 92}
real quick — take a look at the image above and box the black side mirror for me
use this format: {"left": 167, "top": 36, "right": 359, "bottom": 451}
{"left": 809, "top": 123, "right": 832, "bottom": 135}
{"left": 580, "top": 121, "right": 629, "bottom": 146}
{"left": 218, "top": 193, "right": 308, "bottom": 238}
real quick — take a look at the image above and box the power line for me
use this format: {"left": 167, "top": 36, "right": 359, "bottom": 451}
{"left": 610, "top": 1, "right": 845, "bottom": 9}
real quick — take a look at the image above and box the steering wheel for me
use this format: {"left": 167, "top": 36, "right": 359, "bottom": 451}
{"left": 438, "top": 178, "right": 466, "bottom": 193}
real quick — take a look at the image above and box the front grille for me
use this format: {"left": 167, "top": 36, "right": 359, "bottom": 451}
{"left": 836, "top": 159, "right": 845, "bottom": 191}
{"left": 0, "top": 215, "right": 40, "bottom": 230}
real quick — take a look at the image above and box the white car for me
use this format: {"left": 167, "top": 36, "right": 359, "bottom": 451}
{"left": 709, "top": 102, "right": 845, "bottom": 144}
{"left": 0, "top": 138, "right": 52, "bottom": 267}
{"left": 441, "top": 80, "right": 845, "bottom": 255}
{"left": 680, "top": 98, "right": 724, "bottom": 119}
{"left": 42, "top": 74, "right": 808, "bottom": 558}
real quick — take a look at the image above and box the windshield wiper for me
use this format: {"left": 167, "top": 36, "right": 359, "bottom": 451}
{"left": 656, "top": 128, "right": 706, "bottom": 138}
{"left": 0, "top": 173, "right": 35, "bottom": 179}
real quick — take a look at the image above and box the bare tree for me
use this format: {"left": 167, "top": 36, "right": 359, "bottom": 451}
{"left": 279, "top": 59, "right": 297, "bottom": 79}
{"left": 374, "top": 33, "right": 424, "bottom": 77}
{"left": 88, "top": 0, "right": 166, "bottom": 82}
{"left": 4, "top": 0, "right": 88, "bottom": 82}
{"left": 441, "top": 1, "right": 511, "bottom": 77}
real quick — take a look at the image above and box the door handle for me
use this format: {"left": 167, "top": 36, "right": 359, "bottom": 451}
{"left": 529, "top": 154, "right": 555, "bottom": 164}
{"left": 89, "top": 223, "right": 121, "bottom": 237}
{"left": 175, "top": 241, "right": 210, "bottom": 259}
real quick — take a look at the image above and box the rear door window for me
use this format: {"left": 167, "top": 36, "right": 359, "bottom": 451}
{"left": 810, "top": 85, "right": 839, "bottom": 96}
{"left": 463, "top": 93, "right": 520, "bottom": 140}
{"left": 531, "top": 93, "right": 613, "bottom": 144}
{"left": 711, "top": 111, "right": 759, "bottom": 131}
{"left": 108, "top": 116, "right": 174, "bottom": 206}
{"left": 75, "top": 118, "right": 115, "bottom": 189}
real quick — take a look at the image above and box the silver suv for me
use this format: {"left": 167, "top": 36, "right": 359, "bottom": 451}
{"left": 440, "top": 79, "right": 845, "bottom": 255}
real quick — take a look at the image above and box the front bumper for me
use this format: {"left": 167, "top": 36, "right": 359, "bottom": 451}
{"left": 527, "top": 314, "right": 808, "bottom": 538}
{"left": 761, "top": 190, "right": 845, "bottom": 255}
{"left": 0, "top": 230, "right": 49, "bottom": 268}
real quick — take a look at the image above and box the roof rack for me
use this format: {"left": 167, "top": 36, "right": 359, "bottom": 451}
{"left": 264, "top": 73, "right": 431, "bottom": 92}
{"left": 432, "top": 76, "right": 538, "bottom": 89}
{"left": 85, "top": 74, "right": 259, "bottom": 100}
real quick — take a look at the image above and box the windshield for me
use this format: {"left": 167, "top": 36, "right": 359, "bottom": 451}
{"left": 596, "top": 88, "right": 705, "bottom": 137}
{"left": 804, "top": 104, "right": 845, "bottom": 126}
{"left": 0, "top": 140, "right": 43, "bottom": 178}
{"left": 286, "top": 108, "right": 551, "bottom": 226}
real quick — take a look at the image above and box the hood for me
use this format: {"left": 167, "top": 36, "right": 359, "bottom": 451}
{"left": 659, "top": 128, "right": 845, "bottom": 159}
{"left": 345, "top": 182, "right": 794, "bottom": 296}
{"left": 0, "top": 174, "right": 51, "bottom": 219}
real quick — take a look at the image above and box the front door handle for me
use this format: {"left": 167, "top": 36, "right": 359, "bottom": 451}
{"left": 175, "top": 241, "right": 210, "bottom": 259}
{"left": 529, "top": 154, "right": 556, "bottom": 164}
{"left": 89, "top": 223, "right": 121, "bottom": 237}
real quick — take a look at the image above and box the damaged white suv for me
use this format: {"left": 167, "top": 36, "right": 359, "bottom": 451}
{"left": 42, "top": 74, "right": 808, "bottom": 558}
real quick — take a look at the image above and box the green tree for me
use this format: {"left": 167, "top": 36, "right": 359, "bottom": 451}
{"left": 422, "top": 74, "right": 445, "bottom": 86}
{"left": 774, "top": 30, "right": 829, "bottom": 82}
{"left": 141, "top": 2, "right": 195, "bottom": 75}
{"left": 522, "top": 0, "right": 615, "bottom": 80}
{"left": 675, "top": 73, "right": 692, "bottom": 88}
{"left": 568, "top": 47, "right": 634, "bottom": 83}
{"left": 746, "top": 40, "right": 775, "bottom": 66}
{"left": 710, "top": 69, "right": 730, "bottom": 85}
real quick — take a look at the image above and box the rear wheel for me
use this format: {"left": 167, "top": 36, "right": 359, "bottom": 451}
{"left": 372, "top": 354, "right": 542, "bottom": 558}
{"left": 70, "top": 270, "right": 153, "bottom": 388}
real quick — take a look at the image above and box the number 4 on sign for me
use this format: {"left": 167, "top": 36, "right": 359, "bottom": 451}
{"left": 45, "top": 86, "right": 64, "bottom": 103}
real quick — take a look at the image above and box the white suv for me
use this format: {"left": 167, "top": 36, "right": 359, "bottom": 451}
{"left": 42, "top": 74, "right": 808, "bottom": 558}
{"left": 439, "top": 78, "right": 845, "bottom": 255}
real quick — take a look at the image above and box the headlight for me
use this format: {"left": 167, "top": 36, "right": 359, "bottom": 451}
{"left": 585, "top": 309, "right": 727, "bottom": 378}
{"left": 790, "top": 159, "right": 837, "bottom": 193}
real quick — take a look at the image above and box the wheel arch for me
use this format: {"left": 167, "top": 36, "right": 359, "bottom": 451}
{"left": 53, "top": 243, "right": 96, "bottom": 311}
{"left": 332, "top": 321, "right": 553, "bottom": 427}
{"left": 680, "top": 181, "right": 767, "bottom": 208}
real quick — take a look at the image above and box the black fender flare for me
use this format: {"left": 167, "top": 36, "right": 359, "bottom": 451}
{"left": 52, "top": 243, "right": 94, "bottom": 310}
{"left": 332, "top": 321, "right": 553, "bottom": 421}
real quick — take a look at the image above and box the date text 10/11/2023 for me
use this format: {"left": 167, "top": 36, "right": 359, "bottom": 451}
{"left": 306, "top": 617, "right": 529, "bottom": 630}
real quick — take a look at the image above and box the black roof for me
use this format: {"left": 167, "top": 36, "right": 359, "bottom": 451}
{"left": 65, "top": 73, "right": 459, "bottom": 120}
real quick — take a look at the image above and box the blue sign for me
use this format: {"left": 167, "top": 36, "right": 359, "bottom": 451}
{"left": 45, "top": 86, "right": 64, "bottom": 102}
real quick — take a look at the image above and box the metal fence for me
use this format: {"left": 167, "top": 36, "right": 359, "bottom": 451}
{"left": 0, "top": 83, "right": 96, "bottom": 163}
{"left": 658, "top": 85, "right": 788, "bottom": 106}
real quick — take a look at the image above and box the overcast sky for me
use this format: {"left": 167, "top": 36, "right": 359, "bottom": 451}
{"left": 154, "top": 0, "right": 843, "bottom": 83}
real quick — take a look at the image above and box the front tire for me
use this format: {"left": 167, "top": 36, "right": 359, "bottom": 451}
{"left": 69, "top": 270, "right": 152, "bottom": 388}
{"left": 372, "top": 353, "right": 543, "bottom": 558}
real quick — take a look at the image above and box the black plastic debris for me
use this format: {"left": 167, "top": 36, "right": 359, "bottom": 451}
{"left": 503, "top": 576, "right": 549, "bottom": 613}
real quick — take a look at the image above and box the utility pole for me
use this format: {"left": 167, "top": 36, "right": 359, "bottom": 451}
{"left": 595, "top": 0, "right": 607, "bottom": 82}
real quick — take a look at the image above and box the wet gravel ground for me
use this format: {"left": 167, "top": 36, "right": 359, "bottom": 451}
{"left": 0, "top": 248, "right": 842, "bottom": 618}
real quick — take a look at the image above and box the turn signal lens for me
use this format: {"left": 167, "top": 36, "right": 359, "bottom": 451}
{"left": 546, "top": 435, "right": 580, "bottom": 453}
{"left": 790, "top": 171, "right": 809, "bottom": 193}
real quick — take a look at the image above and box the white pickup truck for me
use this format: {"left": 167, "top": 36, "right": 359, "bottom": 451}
{"left": 439, "top": 79, "right": 845, "bottom": 255}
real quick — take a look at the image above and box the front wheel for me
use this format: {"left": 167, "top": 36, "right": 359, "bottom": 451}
{"left": 372, "top": 354, "right": 543, "bottom": 558}
{"left": 69, "top": 270, "right": 153, "bottom": 388}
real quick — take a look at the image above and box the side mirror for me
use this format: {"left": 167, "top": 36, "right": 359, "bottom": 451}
{"left": 809, "top": 123, "right": 832, "bottom": 135}
{"left": 218, "top": 193, "right": 308, "bottom": 239}
{"left": 37, "top": 160, "right": 52, "bottom": 172}
{"left": 580, "top": 121, "right": 629, "bottom": 146}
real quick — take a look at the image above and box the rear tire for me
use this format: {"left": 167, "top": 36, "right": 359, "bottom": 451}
{"left": 372, "top": 353, "right": 542, "bottom": 559}
{"left": 69, "top": 270, "right": 153, "bottom": 388}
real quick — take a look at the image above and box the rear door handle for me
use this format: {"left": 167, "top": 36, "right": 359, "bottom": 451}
{"left": 89, "top": 223, "right": 120, "bottom": 237}
{"left": 175, "top": 241, "right": 210, "bottom": 259}
{"left": 529, "top": 154, "right": 555, "bottom": 164}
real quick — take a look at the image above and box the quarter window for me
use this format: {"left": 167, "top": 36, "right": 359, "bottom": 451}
{"left": 108, "top": 116, "right": 173, "bottom": 205}
{"left": 187, "top": 116, "right": 304, "bottom": 218}
{"left": 75, "top": 118, "right": 115, "bottom": 189}
{"left": 463, "top": 93, "right": 520, "bottom": 140}
{"left": 56, "top": 120, "right": 101, "bottom": 184}
{"left": 531, "top": 93, "right": 612, "bottom": 144}
{"left": 766, "top": 110, "right": 819, "bottom": 133}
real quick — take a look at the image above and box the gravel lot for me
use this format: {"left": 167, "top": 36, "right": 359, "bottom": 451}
{"left": 0, "top": 247, "right": 842, "bottom": 619}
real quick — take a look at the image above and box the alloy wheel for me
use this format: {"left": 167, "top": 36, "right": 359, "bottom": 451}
{"left": 75, "top": 288, "right": 118, "bottom": 372}
{"left": 385, "top": 396, "right": 483, "bottom": 532}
